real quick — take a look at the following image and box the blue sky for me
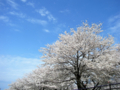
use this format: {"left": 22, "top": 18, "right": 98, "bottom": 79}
{"left": 0, "top": 0, "right": 120, "bottom": 89}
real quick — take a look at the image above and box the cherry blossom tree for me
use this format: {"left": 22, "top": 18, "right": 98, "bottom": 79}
{"left": 40, "top": 22, "right": 120, "bottom": 89}
{"left": 7, "top": 66, "right": 66, "bottom": 90}
{"left": 7, "top": 22, "right": 120, "bottom": 90}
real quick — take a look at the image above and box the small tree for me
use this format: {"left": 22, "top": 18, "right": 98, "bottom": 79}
{"left": 40, "top": 22, "right": 120, "bottom": 89}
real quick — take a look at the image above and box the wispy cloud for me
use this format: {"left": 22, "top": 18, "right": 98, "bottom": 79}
{"left": 27, "top": 2, "right": 34, "bottom": 8}
{"left": 21, "top": 0, "right": 27, "bottom": 2}
{"left": 14, "top": 29, "right": 20, "bottom": 32}
{"left": 47, "top": 14, "right": 56, "bottom": 21}
{"left": 55, "top": 23, "right": 67, "bottom": 33}
{"left": 108, "top": 14, "right": 120, "bottom": 23}
{"left": 108, "top": 14, "right": 120, "bottom": 33}
{"left": 36, "top": 7, "right": 56, "bottom": 22}
{"left": 44, "top": 29, "right": 50, "bottom": 33}
{"left": 8, "top": 23, "right": 16, "bottom": 26}
{"left": 27, "top": 18, "right": 48, "bottom": 26}
{"left": 50, "top": 23, "right": 67, "bottom": 34}
{"left": 0, "top": 16, "right": 9, "bottom": 22}
{"left": 0, "top": 15, "right": 16, "bottom": 26}
{"left": 0, "top": 2, "right": 4, "bottom": 6}
{"left": 59, "top": 9, "right": 70, "bottom": 13}
{"left": 107, "top": 14, "right": 120, "bottom": 43}
{"left": 7, "top": 0, "right": 18, "bottom": 9}
{"left": 37, "top": 7, "right": 49, "bottom": 16}
{"left": 0, "top": 55, "right": 41, "bottom": 82}
{"left": 9, "top": 11, "right": 26, "bottom": 18}
{"left": 109, "top": 22, "right": 120, "bottom": 32}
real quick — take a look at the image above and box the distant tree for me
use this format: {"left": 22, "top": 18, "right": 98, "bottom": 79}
{"left": 8, "top": 66, "right": 61, "bottom": 90}
{"left": 40, "top": 22, "right": 120, "bottom": 89}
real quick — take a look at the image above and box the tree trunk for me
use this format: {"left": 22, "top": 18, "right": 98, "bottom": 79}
{"left": 76, "top": 51, "right": 81, "bottom": 90}
{"left": 76, "top": 74, "right": 81, "bottom": 90}
{"left": 77, "top": 81, "right": 81, "bottom": 90}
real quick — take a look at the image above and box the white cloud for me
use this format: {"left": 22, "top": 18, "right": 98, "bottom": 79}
{"left": 0, "top": 55, "right": 41, "bottom": 82}
{"left": 36, "top": 7, "right": 56, "bottom": 22}
{"left": 9, "top": 11, "right": 26, "bottom": 18}
{"left": 109, "top": 22, "right": 120, "bottom": 33}
{"left": 108, "top": 14, "right": 120, "bottom": 23}
{"left": 27, "top": 2, "right": 34, "bottom": 7}
{"left": 108, "top": 14, "right": 120, "bottom": 33}
{"left": 7, "top": 0, "right": 18, "bottom": 9}
{"left": 37, "top": 7, "right": 49, "bottom": 16}
{"left": 0, "top": 2, "right": 4, "bottom": 6}
{"left": 44, "top": 29, "right": 50, "bottom": 33}
{"left": 21, "top": 0, "right": 27, "bottom": 2}
{"left": 9, "top": 23, "right": 16, "bottom": 26}
{"left": 0, "top": 16, "right": 16, "bottom": 26}
{"left": 0, "top": 16, "right": 9, "bottom": 22}
{"left": 27, "top": 18, "right": 48, "bottom": 26}
{"left": 53, "top": 23, "right": 67, "bottom": 34}
{"left": 14, "top": 29, "right": 20, "bottom": 32}
{"left": 47, "top": 14, "right": 56, "bottom": 21}
{"left": 107, "top": 14, "right": 120, "bottom": 43}
{"left": 109, "top": 22, "right": 120, "bottom": 29}
{"left": 59, "top": 9, "right": 70, "bottom": 13}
